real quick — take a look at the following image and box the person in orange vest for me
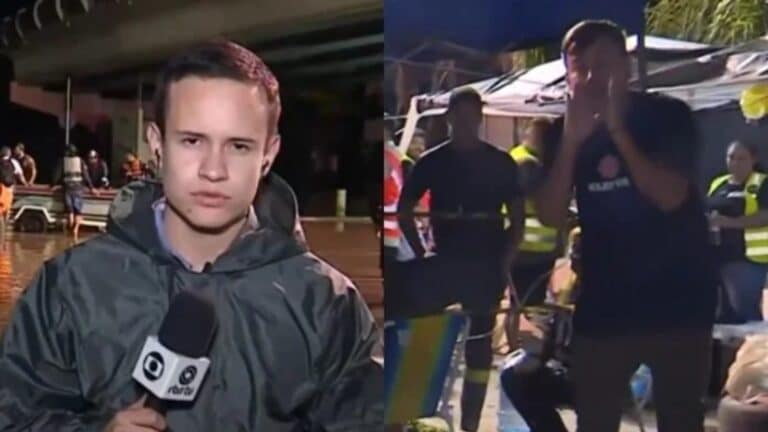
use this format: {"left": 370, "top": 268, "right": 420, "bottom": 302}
{"left": 121, "top": 151, "right": 146, "bottom": 184}
{"left": 383, "top": 138, "right": 435, "bottom": 319}
{"left": 383, "top": 140, "right": 406, "bottom": 260}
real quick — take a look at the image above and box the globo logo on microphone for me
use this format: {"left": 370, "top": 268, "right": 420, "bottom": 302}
{"left": 143, "top": 352, "right": 165, "bottom": 381}
{"left": 132, "top": 336, "right": 211, "bottom": 402}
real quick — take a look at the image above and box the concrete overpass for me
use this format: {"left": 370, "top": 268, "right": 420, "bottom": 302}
{"left": 0, "top": 0, "right": 382, "bottom": 208}
{"left": 1, "top": 0, "right": 381, "bottom": 90}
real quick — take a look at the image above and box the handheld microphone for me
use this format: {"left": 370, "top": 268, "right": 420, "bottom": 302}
{"left": 132, "top": 290, "right": 218, "bottom": 414}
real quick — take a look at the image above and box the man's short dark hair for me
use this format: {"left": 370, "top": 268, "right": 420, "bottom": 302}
{"left": 14, "top": 143, "right": 24, "bottom": 152}
{"left": 153, "top": 39, "right": 281, "bottom": 137}
{"left": 448, "top": 87, "right": 483, "bottom": 112}
{"left": 562, "top": 20, "right": 627, "bottom": 60}
{"left": 0, "top": 146, "right": 10, "bottom": 157}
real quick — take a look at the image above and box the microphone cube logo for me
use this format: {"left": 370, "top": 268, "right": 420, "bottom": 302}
{"left": 169, "top": 366, "right": 198, "bottom": 396}
{"left": 142, "top": 352, "right": 165, "bottom": 381}
{"left": 132, "top": 336, "right": 211, "bottom": 402}
{"left": 179, "top": 365, "right": 197, "bottom": 385}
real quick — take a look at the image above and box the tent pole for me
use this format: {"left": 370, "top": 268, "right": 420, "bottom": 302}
{"left": 65, "top": 75, "right": 72, "bottom": 146}
{"left": 637, "top": 25, "right": 648, "bottom": 91}
{"left": 136, "top": 76, "right": 143, "bottom": 152}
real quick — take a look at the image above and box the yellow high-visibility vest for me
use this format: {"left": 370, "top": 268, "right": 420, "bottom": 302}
{"left": 502, "top": 145, "right": 558, "bottom": 254}
{"left": 708, "top": 172, "right": 768, "bottom": 264}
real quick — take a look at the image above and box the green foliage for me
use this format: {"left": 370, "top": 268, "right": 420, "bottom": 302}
{"left": 522, "top": 46, "right": 551, "bottom": 68}
{"left": 646, "top": 0, "right": 768, "bottom": 44}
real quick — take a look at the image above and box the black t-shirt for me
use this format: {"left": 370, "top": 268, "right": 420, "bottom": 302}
{"left": 517, "top": 157, "right": 545, "bottom": 195}
{"left": 401, "top": 141, "right": 522, "bottom": 259}
{"left": 708, "top": 177, "right": 768, "bottom": 263}
{"left": 401, "top": 159, "right": 414, "bottom": 180}
{"left": 542, "top": 92, "right": 717, "bottom": 335}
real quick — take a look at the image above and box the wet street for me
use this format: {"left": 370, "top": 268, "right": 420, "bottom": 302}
{"left": 0, "top": 220, "right": 382, "bottom": 331}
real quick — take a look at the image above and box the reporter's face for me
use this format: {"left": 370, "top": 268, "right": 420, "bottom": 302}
{"left": 566, "top": 37, "right": 629, "bottom": 106}
{"left": 148, "top": 77, "right": 280, "bottom": 232}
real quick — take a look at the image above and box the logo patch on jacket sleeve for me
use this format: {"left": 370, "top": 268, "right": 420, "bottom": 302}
{"left": 110, "top": 188, "right": 135, "bottom": 220}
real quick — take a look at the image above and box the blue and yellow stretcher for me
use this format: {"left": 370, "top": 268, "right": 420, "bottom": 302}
{"left": 384, "top": 312, "right": 469, "bottom": 427}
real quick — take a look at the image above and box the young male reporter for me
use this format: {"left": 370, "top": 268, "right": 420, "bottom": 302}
{"left": 0, "top": 40, "right": 382, "bottom": 431}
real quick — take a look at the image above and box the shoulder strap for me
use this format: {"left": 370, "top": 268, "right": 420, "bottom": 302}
{"left": 748, "top": 172, "right": 767, "bottom": 189}
{"left": 708, "top": 174, "right": 731, "bottom": 196}
{"left": 510, "top": 145, "right": 539, "bottom": 164}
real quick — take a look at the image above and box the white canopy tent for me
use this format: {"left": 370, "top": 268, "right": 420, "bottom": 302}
{"left": 397, "top": 35, "right": 768, "bottom": 154}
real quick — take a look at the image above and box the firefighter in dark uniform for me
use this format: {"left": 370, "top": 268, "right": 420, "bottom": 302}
{"left": 398, "top": 88, "right": 524, "bottom": 431}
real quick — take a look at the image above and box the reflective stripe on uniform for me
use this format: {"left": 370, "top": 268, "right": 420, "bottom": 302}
{"left": 746, "top": 246, "right": 768, "bottom": 256}
{"left": 383, "top": 237, "right": 400, "bottom": 248}
{"left": 383, "top": 220, "right": 399, "bottom": 230}
{"left": 524, "top": 232, "right": 558, "bottom": 244}
{"left": 464, "top": 368, "right": 490, "bottom": 384}
{"left": 525, "top": 218, "right": 543, "bottom": 228}
{"left": 745, "top": 232, "right": 768, "bottom": 241}
{"left": 519, "top": 216, "right": 558, "bottom": 253}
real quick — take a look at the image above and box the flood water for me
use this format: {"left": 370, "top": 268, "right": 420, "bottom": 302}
{"left": 0, "top": 220, "right": 382, "bottom": 331}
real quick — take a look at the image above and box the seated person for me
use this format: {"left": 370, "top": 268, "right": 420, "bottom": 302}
{"left": 500, "top": 228, "right": 581, "bottom": 432}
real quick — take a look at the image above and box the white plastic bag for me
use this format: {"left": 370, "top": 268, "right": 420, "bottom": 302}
{"left": 725, "top": 334, "right": 768, "bottom": 403}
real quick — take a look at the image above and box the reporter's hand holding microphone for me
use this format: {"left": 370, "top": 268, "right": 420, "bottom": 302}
{"left": 105, "top": 396, "right": 166, "bottom": 432}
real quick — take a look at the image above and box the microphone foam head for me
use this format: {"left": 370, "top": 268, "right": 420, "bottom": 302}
{"left": 158, "top": 290, "right": 218, "bottom": 358}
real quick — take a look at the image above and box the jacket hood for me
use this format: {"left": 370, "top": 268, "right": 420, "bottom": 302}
{"left": 106, "top": 173, "right": 308, "bottom": 272}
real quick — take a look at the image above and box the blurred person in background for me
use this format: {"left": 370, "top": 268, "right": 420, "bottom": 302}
{"left": 708, "top": 140, "right": 768, "bottom": 322}
{"left": 383, "top": 134, "right": 433, "bottom": 320}
{"left": 121, "top": 151, "right": 146, "bottom": 184}
{"left": 86, "top": 149, "right": 110, "bottom": 188}
{"left": 13, "top": 142, "right": 37, "bottom": 185}
{"left": 52, "top": 145, "right": 97, "bottom": 240}
{"left": 0, "top": 146, "right": 26, "bottom": 243}
{"left": 506, "top": 118, "right": 563, "bottom": 306}
{"left": 145, "top": 158, "right": 159, "bottom": 180}
{"left": 399, "top": 128, "right": 433, "bottom": 250}
{"left": 500, "top": 227, "right": 582, "bottom": 432}
{"left": 400, "top": 127, "right": 427, "bottom": 179}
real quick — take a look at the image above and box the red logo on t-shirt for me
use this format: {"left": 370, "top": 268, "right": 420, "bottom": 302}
{"left": 598, "top": 155, "right": 620, "bottom": 179}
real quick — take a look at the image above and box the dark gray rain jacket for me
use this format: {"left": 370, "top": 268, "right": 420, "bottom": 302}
{"left": 0, "top": 174, "right": 383, "bottom": 431}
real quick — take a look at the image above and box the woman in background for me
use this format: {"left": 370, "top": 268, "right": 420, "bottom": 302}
{"left": 708, "top": 140, "right": 768, "bottom": 322}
